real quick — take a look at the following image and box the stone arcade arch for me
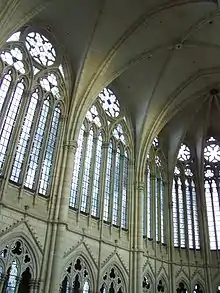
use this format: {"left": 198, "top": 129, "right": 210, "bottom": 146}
{"left": 60, "top": 255, "right": 95, "bottom": 293}
{"left": 0, "top": 234, "right": 40, "bottom": 292}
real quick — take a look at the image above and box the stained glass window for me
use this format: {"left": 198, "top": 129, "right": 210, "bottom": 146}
{"left": 0, "top": 28, "right": 64, "bottom": 196}
{"left": 70, "top": 88, "right": 130, "bottom": 229}
{"left": 99, "top": 87, "right": 120, "bottom": 117}
{"left": 144, "top": 138, "right": 165, "bottom": 244}
{"left": 173, "top": 143, "right": 200, "bottom": 249}
{"left": 204, "top": 137, "right": 220, "bottom": 250}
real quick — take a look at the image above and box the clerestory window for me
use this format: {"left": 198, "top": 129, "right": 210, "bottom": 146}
{"left": 69, "top": 88, "right": 131, "bottom": 229}
{"left": 204, "top": 137, "right": 220, "bottom": 250}
{"left": 144, "top": 137, "right": 165, "bottom": 244}
{"left": 172, "top": 144, "right": 200, "bottom": 249}
{"left": 0, "top": 27, "right": 65, "bottom": 196}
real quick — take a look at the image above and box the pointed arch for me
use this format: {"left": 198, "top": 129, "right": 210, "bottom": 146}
{"left": 142, "top": 270, "right": 155, "bottom": 293}
{"left": 0, "top": 233, "right": 41, "bottom": 281}
{"left": 99, "top": 263, "right": 127, "bottom": 293}
{"left": 144, "top": 136, "right": 166, "bottom": 244}
{"left": 0, "top": 26, "right": 67, "bottom": 197}
{"left": 61, "top": 253, "right": 95, "bottom": 293}
{"left": 70, "top": 86, "right": 132, "bottom": 230}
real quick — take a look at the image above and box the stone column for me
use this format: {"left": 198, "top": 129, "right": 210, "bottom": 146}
{"left": 136, "top": 182, "right": 144, "bottom": 293}
{"left": 48, "top": 141, "right": 77, "bottom": 293}
{"left": 30, "top": 279, "right": 40, "bottom": 293}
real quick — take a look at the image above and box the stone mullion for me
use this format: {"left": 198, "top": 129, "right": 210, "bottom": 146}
{"left": 96, "top": 142, "right": 109, "bottom": 293}
{"left": 136, "top": 182, "right": 144, "bottom": 293}
{"left": 0, "top": 77, "right": 16, "bottom": 127}
{"left": 98, "top": 142, "right": 108, "bottom": 223}
{"left": 33, "top": 102, "right": 54, "bottom": 200}
{"left": 109, "top": 147, "right": 116, "bottom": 225}
{"left": 87, "top": 135, "right": 98, "bottom": 218}
{"left": 1, "top": 87, "right": 31, "bottom": 199}
{"left": 48, "top": 141, "right": 77, "bottom": 293}
{"left": 0, "top": 78, "right": 17, "bottom": 178}
{"left": 117, "top": 152, "right": 124, "bottom": 229}
{"left": 127, "top": 158, "right": 133, "bottom": 232}
{"left": 76, "top": 131, "right": 89, "bottom": 219}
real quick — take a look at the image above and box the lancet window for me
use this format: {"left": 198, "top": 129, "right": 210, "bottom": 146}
{"left": 204, "top": 137, "right": 220, "bottom": 250}
{"left": 60, "top": 257, "right": 92, "bottom": 293}
{"left": 69, "top": 88, "right": 131, "bottom": 229}
{"left": 144, "top": 137, "right": 165, "bottom": 244}
{"left": 0, "top": 27, "right": 65, "bottom": 196}
{"left": 0, "top": 239, "right": 36, "bottom": 292}
{"left": 172, "top": 143, "right": 200, "bottom": 249}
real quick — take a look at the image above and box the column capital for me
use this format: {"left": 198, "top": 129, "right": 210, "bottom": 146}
{"left": 63, "top": 140, "right": 77, "bottom": 151}
{"left": 136, "top": 182, "right": 145, "bottom": 191}
{"left": 102, "top": 142, "right": 109, "bottom": 148}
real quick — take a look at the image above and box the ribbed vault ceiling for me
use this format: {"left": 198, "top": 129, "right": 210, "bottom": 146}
{"left": 2, "top": 0, "right": 220, "bottom": 162}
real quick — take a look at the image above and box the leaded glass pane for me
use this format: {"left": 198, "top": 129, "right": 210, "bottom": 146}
{"left": 112, "top": 148, "right": 121, "bottom": 226}
{"left": 160, "top": 179, "right": 164, "bottom": 243}
{"left": 0, "top": 73, "right": 12, "bottom": 114}
{"left": 0, "top": 81, "right": 24, "bottom": 174}
{"left": 10, "top": 90, "right": 39, "bottom": 183}
{"left": 205, "top": 180, "right": 216, "bottom": 250}
{"left": 178, "top": 177, "right": 185, "bottom": 248}
{"left": 172, "top": 180, "right": 179, "bottom": 247}
{"left": 91, "top": 135, "right": 102, "bottom": 217}
{"left": 192, "top": 181, "right": 200, "bottom": 249}
{"left": 103, "top": 142, "right": 113, "bottom": 222}
{"left": 6, "top": 260, "right": 18, "bottom": 293}
{"left": 81, "top": 129, "right": 93, "bottom": 213}
{"left": 121, "top": 152, "right": 128, "bottom": 229}
{"left": 24, "top": 99, "right": 50, "bottom": 189}
{"left": 186, "top": 180, "right": 193, "bottom": 248}
{"left": 156, "top": 177, "right": 159, "bottom": 241}
{"left": 39, "top": 106, "right": 61, "bottom": 195}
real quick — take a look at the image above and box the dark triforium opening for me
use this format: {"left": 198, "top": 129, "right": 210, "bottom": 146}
{"left": 17, "top": 267, "right": 31, "bottom": 293}
{"left": 60, "top": 276, "right": 68, "bottom": 293}
{"left": 176, "top": 282, "right": 187, "bottom": 293}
